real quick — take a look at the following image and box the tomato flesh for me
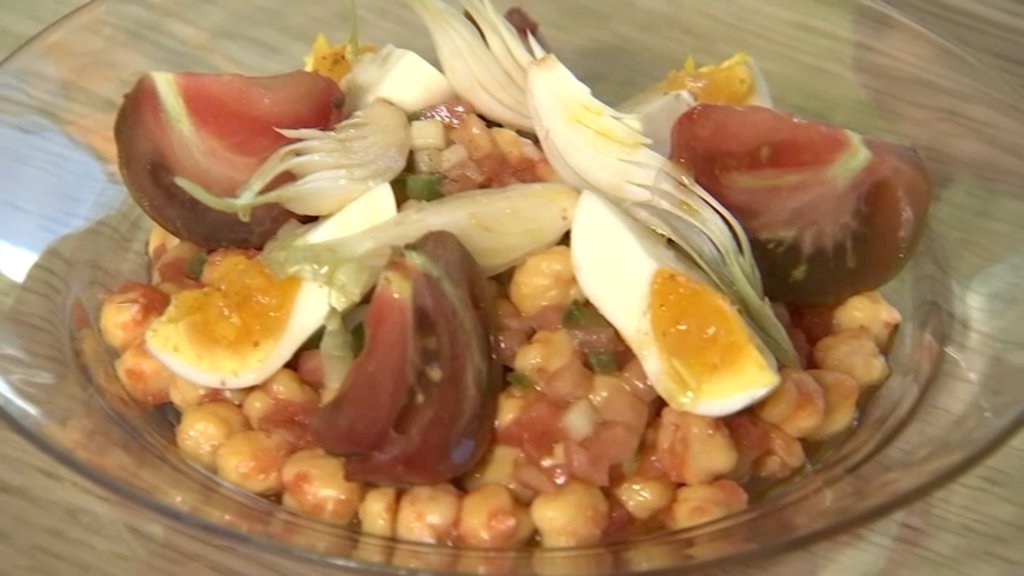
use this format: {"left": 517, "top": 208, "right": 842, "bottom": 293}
{"left": 115, "top": 70, "right": 344, "bottom": 248}
{"left": 671, "top": 104, "right": 932, "bottom": 306}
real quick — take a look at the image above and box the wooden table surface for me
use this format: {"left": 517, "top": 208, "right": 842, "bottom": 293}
{"left": 1, "top": 1, "right": 1021, "bottom": 575}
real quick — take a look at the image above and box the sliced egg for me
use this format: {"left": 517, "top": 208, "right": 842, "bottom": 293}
{"left": 342, "top": 44, "right": 454, "bottom": 115}
{"left": 145, "top": 183, "right": 398, "bottom": 389}
{"left": 303, "top": 33, "right": 372, "bottom": 82}
{"left": 570, "top": 190, "right": 779, "bottom": 417}
{"left": 619, "top": 52, "right": 772, "bottom": 157}
{"left": 663, "top": 52, "right": 772, "bottom": 107}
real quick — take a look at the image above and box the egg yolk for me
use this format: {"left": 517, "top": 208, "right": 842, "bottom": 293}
{"left": 159, "top": 253, "right": 300, "bottom": 355}
{"left": 662, "top": 53, "right": 755, "bottom": 105}
{"left": 649, "top": 268, "right": 770, "bottom": 402}
{"left": 303, "top": 33, "right": 376, "bottom": 82}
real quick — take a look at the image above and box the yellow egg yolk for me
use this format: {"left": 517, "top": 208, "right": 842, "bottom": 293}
{"left": 158, "top": 254, "right": 300, "bottom": 356}
{"left": 303, "top": 33, "right": 376, "bottom": 82}
{"left": 649, "top": 267, "right": 773, "bottom": 405}
{"left": 662, "top": 53, "right": 755, "bottom": 105}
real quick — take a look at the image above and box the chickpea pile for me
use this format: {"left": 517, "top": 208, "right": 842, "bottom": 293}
{"left": 98, "top": 234, "right": 902, "bottom": 549}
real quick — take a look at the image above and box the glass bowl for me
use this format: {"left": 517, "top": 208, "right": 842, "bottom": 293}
{"left": 1, "top": 0, "right": 1021, "bottom": 574}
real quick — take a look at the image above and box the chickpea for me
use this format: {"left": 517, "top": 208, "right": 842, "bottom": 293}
{"left": 806, "top": 370, "right": 861, "bottom": 441}
{"left": 242, "top": 369, "right": 319, "bottom": 448}
{"left": 114, "top": 344, "right": 173, "bottom": 406}
{"left": 833, "top": 291, "right": 901, "bottom": 348}
{"left": 612, "top": 476, "right": 676, "bottom": 520}
{"left": 508, "top": 246, "right": 583, "bottom": 316}
{"left": 169, "top": 376, "right": 247, "bottom": 410}
{"left": 655, "top": 408, "right": 739, "bottom": 485}
{"left": 149, "top": 240, "right": 204, "bottom": 290}
{"left": 99, "top": 283, "right": 169, "bottom": 352}
{"left": 214, "top": 430, "right": 293, "bottom": 495}
{"left": 147, "top": 225, "right": 181, "bottom": 261}
{"left": 495, "top": 388, "right": 528, "bottom": 430}
{"left": 176, "top": 402, "right": 249, "bottom": 470}
{"left": 513, "top": 329, "right": 577, "bottom": 382}
{"left": 457, "top": 484, "right": 534, "bottom": 549}
{"left": 359, "top": 486, "right": 399, "bottom": 538}
{"left": 813, "top": 328, "right": 890, "bottom": 387}
{"left": 754, "top": 369, "right": 825, "bottom": 439}
{"left": 281, "top": 449, "right": 363, "bottom": 525}
{"left": 752, "top": 423, "right": 806, "bottom": 480}
{"left": 589, "top": 373, "right": 649, "bottom": 426}
{"left": 462, "top": 444, "right": 524, "bottom": 494}
{"left": 666, "top": 480, "right": 748, "bottom": 531}
{"left": 395, "top": 484, "right": 462, "bottom": 544}
{"left": 530, "top": 481, "right": 609, "bottom": 548}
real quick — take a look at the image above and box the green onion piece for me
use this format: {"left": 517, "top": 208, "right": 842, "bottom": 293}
{"left": 506, "top": 371, "right": 532, "bottom": 387}
{"left": 586, "top": 350, "right": 618, "bottom": 374}
{"left": 406, "top": 173, "right": 444, "bottom": 201}
{"left": 562, "top": 299, "right": 604, "bottom": 328}
{"left": 350, "top": 322, "right": 366, "bottom": 356}
{"left": 185, "top": 254, "right": 207, "bottom": 281}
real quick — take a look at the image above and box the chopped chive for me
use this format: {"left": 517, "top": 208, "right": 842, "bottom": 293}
{"left": 185, "top": 254, "right": 207, "bottom": 281}
{"left": 405, "top": 173, "right": 444, "bottom": 201}
{"left": 562, "top": 299, "right": 604, "bottom": 328}
{"left": 506, "top": 371, "right": 532, "bottom": 387}
{"left": 586, "top": 350, "right": 618, "bottom": 374}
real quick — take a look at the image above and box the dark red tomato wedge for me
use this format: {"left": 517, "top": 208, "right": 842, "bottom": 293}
{"left": 114, "top": 70, "right": 344, "bottom": 249}
{"left": 312, "top": 231, "right": 502, "bottom": 486}
{"left": 671, "top": 104, "right": 932, "bottom": 306}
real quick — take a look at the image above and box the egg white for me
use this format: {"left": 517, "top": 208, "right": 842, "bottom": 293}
{"left": 146, "top": 183, "right": 397, "bottom": 389}
{"left": 570, "top": 190, "right": 778, "bottom": 417}
{"left": 342, "top": 44, "right": 454, "bottom": 115}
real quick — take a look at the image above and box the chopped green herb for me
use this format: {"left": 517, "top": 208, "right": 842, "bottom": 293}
{"left": 405, "top": 173, "right": 444, "bottom": 201}
{"left": 562, "top": 299, "right": 604, "bottom": 328}
{"left": 586, "top": 350, "right": 618, "bottom": 374}
{"left": 350, "top": 322, "right": 366, "bottom": 356}
{"left": 506, "top": 371, "right": 533, "bottom": 387}
{"left": 185, "top": 254, "right": 207, "bottom": 281}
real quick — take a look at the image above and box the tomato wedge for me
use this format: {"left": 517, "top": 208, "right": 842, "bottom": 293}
{"left": 115, "top": 70, "right": 344, "bottom": 248}
{"left": 312, "top": 231, "right": 501, "bottom": 485}
{"left": 671, "top": 104, "right": 932, "bottom": 306}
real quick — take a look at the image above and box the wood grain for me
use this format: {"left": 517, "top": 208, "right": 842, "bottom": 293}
{"left": 0, "top": 1, "right": 1021, "bottom": 575}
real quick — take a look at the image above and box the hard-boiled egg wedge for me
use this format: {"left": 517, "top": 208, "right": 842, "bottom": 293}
{"left": 618, "top": 52, "right": 771, "bottom": 157}
{"left": 303, "top": 33, "right": 376, "bottom": 82}
{"left": 145, "top": 183, "right": 397, "bottom": 389}
{"left": 663, "top": 52, "right": 772, "bottom": 107}
{"left": 342, "top": 44, "right": 454, "bottom": 115}
{"left": 571, "top": 190, "right": 779, "bottom": 417}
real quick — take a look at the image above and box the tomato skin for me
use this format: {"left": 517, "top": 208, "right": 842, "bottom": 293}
{"left": 115, "top": 70, "right": 344, "bottom": 249}
{"left": 312, "top": 232, "right": 501, "bottom": 485}
{"left": 671, "top": 104, "right": 932, "bottom": 306}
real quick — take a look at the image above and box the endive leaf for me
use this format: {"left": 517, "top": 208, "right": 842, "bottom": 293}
{"left": 407, "top": 0, "right": 534, "bottom": 130}
{"left": 262, "top": 182, "right": 579, "bottom": 310}
{"left": 176, "top": 100, "right": 410, "bottom": 218}
{"left": 526, "top": 54, "right": 798, "bottom": 367}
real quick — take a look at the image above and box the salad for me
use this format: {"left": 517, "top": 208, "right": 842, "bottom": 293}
{"left": 99, "top": 0, "right": 930, "bottom": 549}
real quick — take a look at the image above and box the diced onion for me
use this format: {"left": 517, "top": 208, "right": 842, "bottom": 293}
{"left": 413, "top": 149, "right": 442, "bottom": 173}
{"left": 561, "top": 399, "right": 599, "bottom": 442}
{"left": 410, "top": 119, "right": 447, "bottom": 150}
